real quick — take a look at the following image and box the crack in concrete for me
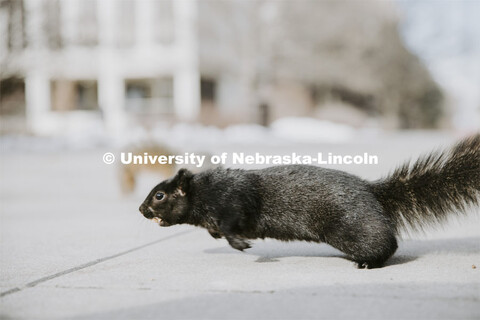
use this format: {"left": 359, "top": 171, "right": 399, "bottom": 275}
{"left": 0, "top": 229, "right": 195, "bottom": 298}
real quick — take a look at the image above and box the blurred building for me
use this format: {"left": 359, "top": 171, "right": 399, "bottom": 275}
{"left": 1, "top": 0, "right": 447, "bottom": 136}
{"left": 1, "top": 0, "right": 203, "bottom": 135}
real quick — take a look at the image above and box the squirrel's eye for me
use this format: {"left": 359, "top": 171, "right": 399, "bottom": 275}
{"left": 155, "top": 192, "right": 165, "bottom": 201}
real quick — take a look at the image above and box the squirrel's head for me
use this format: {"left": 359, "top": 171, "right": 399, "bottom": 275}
{"left": 139, "top": 168, "right": 193, "bottom": 227}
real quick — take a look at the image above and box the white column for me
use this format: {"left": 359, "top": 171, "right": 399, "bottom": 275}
{"left": 97, "top": 0, "right": 126, "bottom": 135}
{"left": 173, "top": 0, "right": 200, "bottom": 120}
{"left": 25, "top": 71, "right": 52, "bottom": 135}
{"left": 24, "top": 0, "right": 51, "bottom": 134}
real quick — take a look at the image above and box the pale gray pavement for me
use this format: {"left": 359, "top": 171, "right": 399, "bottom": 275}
{"left": 1, "top": 132, "right": 479, "bottom": 319}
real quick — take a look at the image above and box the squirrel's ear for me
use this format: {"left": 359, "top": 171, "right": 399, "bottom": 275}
{"left": 173, "top": 168, "right": 193, "bottom": 190}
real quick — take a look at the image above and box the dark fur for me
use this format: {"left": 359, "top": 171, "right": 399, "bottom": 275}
{"left": 139, "top": 134, "right": 480, "bottom": 268}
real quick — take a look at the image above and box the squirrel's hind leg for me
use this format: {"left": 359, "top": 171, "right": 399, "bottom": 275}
{"left": 351, "top": 234, "right": 398, "bottom": 269}
{"left": 324, "top": 220, "right": 398, "bottom": 269}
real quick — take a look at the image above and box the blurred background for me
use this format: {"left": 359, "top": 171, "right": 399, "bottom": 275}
{"left": 1, "top": 1, "right": 480, "bottom": 318}
{"left": 0, "top": 0, "right": 479, "bottom": 141}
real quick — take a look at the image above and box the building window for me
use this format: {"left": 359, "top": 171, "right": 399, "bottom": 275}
{"left": 125, "top": 78, "right": 173, "bottom": 114}
{"left": 125, "top": 80, "right": 151, "bottom": 113}
{"left": 51, "top": 80, "right": 99, "bottom": 111}
{"left": 76, "top": 81, "right": 99, "bottom": 110}
{"left": 0, "top": 76, "right": 26, "bottom": 115}
{"left": 2, "top": 0, "right": 27, "bottom": 52}
{"left": 43, "top": 0, "right": 63, "bottom": 50}
{"left": 200, "top": 78, "right": 216, "bottom": 103}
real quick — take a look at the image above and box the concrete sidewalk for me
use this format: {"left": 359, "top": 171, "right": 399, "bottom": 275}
{"left": 1, "top": 224, "right": 479, "bottom": 319}
{"left": 1, "top": 136, "right": 479, "bottom": 319}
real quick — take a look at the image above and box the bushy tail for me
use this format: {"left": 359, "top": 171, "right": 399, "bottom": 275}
{"left": 372, "top": 134, "right": 480, "bottom": 234}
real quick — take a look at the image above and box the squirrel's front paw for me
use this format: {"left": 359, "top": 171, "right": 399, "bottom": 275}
{"left": 208, "top": 229, "right": 223, "bottom": 239}
{"left": 228, "top": 237, "right": 251, "bottom": 251}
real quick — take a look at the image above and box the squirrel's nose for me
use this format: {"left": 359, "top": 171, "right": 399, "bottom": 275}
{"left": 139, "top": 204, "right": 154, "bottom": 219}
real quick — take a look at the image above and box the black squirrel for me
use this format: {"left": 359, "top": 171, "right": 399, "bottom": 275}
{"left": 139, "top": 134, "right": 480, "bottom": 268}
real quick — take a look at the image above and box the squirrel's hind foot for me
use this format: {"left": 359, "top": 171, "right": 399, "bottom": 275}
{"left": 355, "top": 260, "right": 385, "bottom": 269}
